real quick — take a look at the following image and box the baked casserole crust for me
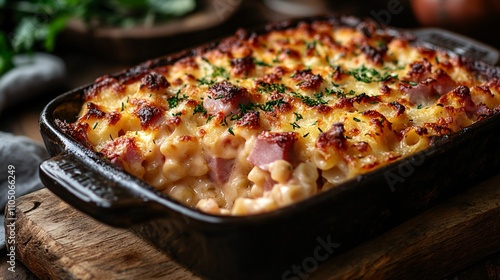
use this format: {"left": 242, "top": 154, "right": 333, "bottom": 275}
{"left": 58, "top": 16, "right": 500, "bottom": 215}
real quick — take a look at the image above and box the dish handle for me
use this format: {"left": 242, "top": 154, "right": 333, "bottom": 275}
{"left": 411, "top": 28, "right": 500, "bottom": 65}
{"left": 39, "top": 151, "right": 169, "bottom": 228}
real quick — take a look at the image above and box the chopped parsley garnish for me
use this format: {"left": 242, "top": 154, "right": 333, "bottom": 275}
{"left": 254, "top": 59, "right": 272, "bottom": 67}
{"left": 121, "top": 102, "right": 125, "bottom": 111}
{"left": 306, "top": 40, "right": 317, "bottom": 50}
{"left": 377, "top": 40, "right": 387, "bottom": 48}
{"left": 167, "top": 90, "right": 188, "bottom": 109}
{"left": 197, "top": 77, "right": 216, "bottom": 86}
{"left": 220, "top": 114, "right": 230, "bottom": 126}
{"left": 259, "top": 98, "right": 285, "bottom": 111}
{"left": 294, "top": 112, "right": 303, "bottom": 121}
{"left": 172, "top": 112, "right": 182, "bottom": 116}
{"left": 228, "top": 126, "right": 235, "bottom": 135}
{"left": 347, "top": 65, "right": 397, "bottom": 83}
{"left": 353, "top": 117, "right": 361, "bottom": 122}
{"left": 257, "top": 83, "right": 287, "bottom": 94}
{"left": 193, "top": 102, "right": 207, "bottom": 115}
{"left": 93, "top": 122, "right": 98, "bottom": 130}
{"left": 290, "top": 122, "right": 300, "bottom": 130}
{"left": 417, "top": 104, "right": 423, "bottom": 109}
{"left": 292, "top": 92, "right": 328, "bottom": 106}
{"left": 303, "top": 133, "right": 310, "bottom": 138}
{"left": 201, "top": 57, "right": 229, "bottom": 80}
{"left": 212, "top": 65, "right": 229, "bottom": 79}
{"left": 325, "top": 87, "right": 345, "bottom": 98}
{"left": 402, "top": 80, "right": 418, "bottom": 86}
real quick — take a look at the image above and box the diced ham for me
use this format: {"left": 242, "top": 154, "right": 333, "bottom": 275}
{"left": 474, "top": 103, "right": 492, "bottom": 118}
{"left": 203, "top": 81, "right": 250, "bottom": 117}
{"left": 100, "top": 137, "right": 143, "bottom": 170}
{"left": 433, "top": 69, "right": 457, "bottom": 96}
{"left": 207, "top": 157, "right": 235, "bottom": 185}
{"left": 247, "top": 131, "right": 298, "bottom": 170}
{"left": 403, "top": 63, "right": 458, "bottom": 105}
{"left": 439, "top": 86, "right": 492, "bottom": 118}
{"left": 405, "top": 79, "right": 436, "bottom": 105}
{"left": 405, "top": 72, "right": 457, "bottom": 106}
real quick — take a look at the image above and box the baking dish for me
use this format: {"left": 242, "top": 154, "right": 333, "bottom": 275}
{"left": 39, "top": 16, "right": 500, "bottom": 279}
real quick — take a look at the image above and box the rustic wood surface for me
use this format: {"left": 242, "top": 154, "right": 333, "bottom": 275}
{"left": 316, "top": 173, "right": 500, "bottom": 280}
{"left": 5, "top": 173, "right": 500, "bottom": 280}
{"left": 2, "top": 1, "right": 500, "bottom": 279}
{"left": 10, "top": 188, "right": 200, "bottom": 280}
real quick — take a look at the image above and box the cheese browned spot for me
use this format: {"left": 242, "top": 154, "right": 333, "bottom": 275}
{"left": 140, "top": 72, "right": 170, "bottom": 91}
{"left": 62, "top": 17, "right": 500, "bottom": 215}
{"left": 292, "top": 69, "right": 323, "bottom": 91}
{"left": 230, "top": 56, "right": 255, "bottom": 77}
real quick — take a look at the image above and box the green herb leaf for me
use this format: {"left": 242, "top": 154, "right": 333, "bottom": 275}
{"left": 254, "top": 59, "right": 272, "bottom": 67}
{"left": 290, "top": 122, "right": 300, "bottom": 130}
{"left": 293, "top": 92, "right": 328, "bottom": 106}
{"left": 347, "top": 65, "right": 397, "bottom": 83}
{"left": 167, "top": 90, "right": 187, "bottom": 109}
{"left": 0, "top": 33, "right": 14, "bottom": 75}
{"left": 193, "top": 102, "right": 207, "bottom": 115}
{"left": 294, "top": 112, "right": 303, "bottom": 121}
{"left": 257, "top": 83, "right": 287, "bottom": 94}
{"left": 259, "top": 98, "right": 285, "bottom": 111}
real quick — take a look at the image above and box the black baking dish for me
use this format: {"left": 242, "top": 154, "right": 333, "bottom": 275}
{"left": 39, "top": 16, "right": 500, "bottom": 280}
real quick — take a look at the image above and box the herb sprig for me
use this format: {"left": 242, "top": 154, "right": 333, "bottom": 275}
{"left": 347, "top": 65, "right": 398, "bottom": 83}
{"left": 0, "top": 0, "right": 196, "bottom": 75}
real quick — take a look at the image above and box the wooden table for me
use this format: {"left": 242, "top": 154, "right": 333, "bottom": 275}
{"left": 2, "top": 1, "right": 500, "bottom": 279}
{"left": 2, "top": 173, "right": 500, "bottom": 279}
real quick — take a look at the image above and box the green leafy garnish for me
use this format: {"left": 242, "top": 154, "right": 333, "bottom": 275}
{"left": 257, "top": 83, "right": 287, "bottom": 94}
{"left": 292, "top": 92, "right": 328, "bottom": 107}
{"left": 0, "top": 0, "right": 197, "bottom": 76}
{"left": 167, "top": 90, "right": 188, "bottom": 109}
{"left": 347, "top": 65, "right": 397, "bottom": 83}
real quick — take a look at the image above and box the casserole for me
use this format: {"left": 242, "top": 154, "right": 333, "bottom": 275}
{"left": 39, "top": 15, "right": 500, "bottom": 279}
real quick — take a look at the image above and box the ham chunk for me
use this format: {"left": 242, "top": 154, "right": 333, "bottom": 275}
{"left": 405, "top": 71, "right": 457, "bottom": 106}
{"left": 203, "top": 81, "right": 250, "bottom": 117}
{"left": 207, "top": 157, "right": 235, "bottom": 185}
{"left": 247, "top": 131, "right": 298, "bottom": 170}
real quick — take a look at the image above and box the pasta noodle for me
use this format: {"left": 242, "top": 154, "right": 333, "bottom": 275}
{"left": 59, "top": 17, "right": 500, "bottom": 215}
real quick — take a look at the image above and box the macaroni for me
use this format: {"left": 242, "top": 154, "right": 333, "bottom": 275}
{"left": 59, "top": 17, "right": 500, "bottom": 215}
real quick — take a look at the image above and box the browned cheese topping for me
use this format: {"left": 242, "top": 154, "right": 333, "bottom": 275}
{"left": 59, "top": 17, "right": 500, "bottom": 215}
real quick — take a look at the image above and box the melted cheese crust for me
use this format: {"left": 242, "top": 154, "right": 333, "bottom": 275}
{"left": 64, "top": 18, "right": 500, "bottom": 215}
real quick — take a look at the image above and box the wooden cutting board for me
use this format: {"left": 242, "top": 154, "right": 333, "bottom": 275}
{"left": 8, "top": 173, "right": 500, "bottom": 279}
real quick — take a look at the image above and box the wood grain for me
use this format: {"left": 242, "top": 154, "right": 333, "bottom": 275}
{"left": 313, "top": 173, "right": 500, "bottom": 280}
{"left": 10, "top": 173, "right": 500, "bottom": 280}
{"left": 12, "top": 189, "right": 200, "bottom": 280}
